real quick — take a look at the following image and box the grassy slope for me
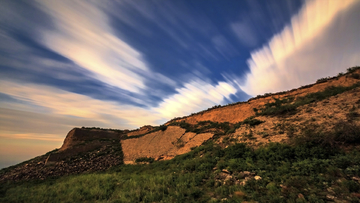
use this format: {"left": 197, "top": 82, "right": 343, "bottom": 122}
{"left": 1, "top": 133, "right": 360, "bottom": 202}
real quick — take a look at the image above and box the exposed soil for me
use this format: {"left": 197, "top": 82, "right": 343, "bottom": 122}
{"left": 121, "top": 126, "right": 214, "bottom": 163}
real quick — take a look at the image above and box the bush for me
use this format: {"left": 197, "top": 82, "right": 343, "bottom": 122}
{"left": 316, "top": 77, "right": 330, "bottom": 83}
{"left": 333, "top": 121, "right": 360, "bottom": 144}
{"left": 347, "top": 66, "right": 360, "bottom": 73}
{"left": 224, "top": 143, "right": 251, "bottom": 159}
{"left": 242, "top": 116, "right": 264, "bottom": 127}
{"left": 159, "top": 125, "right": 167, "bottom": 131}
{"left": 351, "top": 73, "right": 360, "bottom": 79}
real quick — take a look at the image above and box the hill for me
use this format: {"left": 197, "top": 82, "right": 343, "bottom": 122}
{"left": 1, "top": 67, "right": 360, "bottom": 202}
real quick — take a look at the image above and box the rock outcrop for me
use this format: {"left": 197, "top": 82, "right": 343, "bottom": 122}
{"left": 45, "top": 128, "right": 123, "bottom": 165}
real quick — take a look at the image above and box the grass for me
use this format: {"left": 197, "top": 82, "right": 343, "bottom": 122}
{"left": 2, "top": 121, "right": 360, "bottom": 203}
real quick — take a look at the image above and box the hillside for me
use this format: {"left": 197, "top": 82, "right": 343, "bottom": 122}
{"left": 1, "top": 67, "right": 360, "bottom": 202}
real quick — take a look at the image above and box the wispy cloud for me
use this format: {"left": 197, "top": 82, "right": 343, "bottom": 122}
{"left": 0, "top": 81, "right": 162, "bottom": 129}
{"left": 240, "top": 0, "right": 360, "bottom": 96}
{"left": 231, "top": 22, "right": 258, "bottom": 47}
{"left": 36, "top": 0, "right": 151, "bottom": 93}
{"left": 155, "top": 79, "right": 237, "bottom": 119}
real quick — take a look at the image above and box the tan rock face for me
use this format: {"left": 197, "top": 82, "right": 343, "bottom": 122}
{"left": 121, "top": 126, "right": 214, "bottom": 162}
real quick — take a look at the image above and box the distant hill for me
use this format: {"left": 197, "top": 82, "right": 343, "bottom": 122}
{"left": 1, "top": 66, "right": 360, "bottom": 202}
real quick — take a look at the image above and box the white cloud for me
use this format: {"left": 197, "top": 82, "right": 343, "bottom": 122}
{"left": 0, "top": 80, "right": 162, "bottom": 129}
{"left": 35, "top": 0, "right": 154, "bottom": 93}
{"left": 240, "top": 0, "right": 360, "bottom": 96}
{"left": 0, "top": 78, "right": 238, "bottom": 138}
{"left": 155, "top": 79, "right": 237, "bottom": 119}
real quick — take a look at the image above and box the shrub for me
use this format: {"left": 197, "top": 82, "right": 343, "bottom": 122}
{"left": 351, "top": 73, "right": 360, "bottom": 79}
{"left": 226, "top": 128, "right": 236, "bottom": 134}
{"left": 316, "top": 77, "right": 330, "bottom": 83}
{"left": 242, "top": 116, "right": 264, "bottom": 127}
{"left": 347, "top": 66, "right": 360, "bottom": 73}
{"left": 223, "top": 143, "right": 251, "bottom": 159}
{"left": 333, "top": 121, "right": 360, "bottom": 144}
{"left": 159, "top": 125, "right": 167, "bottom": 131}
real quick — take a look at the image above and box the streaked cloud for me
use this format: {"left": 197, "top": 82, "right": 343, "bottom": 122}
{"left": 0, "top": 80, "right": 162, "bottom": 129}
{"left": 155, "top": 79, "right": 237, "bottom": 119}
{"left": 240, "top": 0, "right": 360, "bottom": 96}
{"left": 36, "top": 0, "right": 150, "bottom": 93}
{"left": 231, "top": 22, "right": 258, "bottom": 47}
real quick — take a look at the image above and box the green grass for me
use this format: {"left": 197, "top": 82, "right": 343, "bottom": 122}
{"left": 2, "top": 121, "right": 360, "bottom": 202}
{"left": 135, "top": 157, "right": 155, "bottom": 164}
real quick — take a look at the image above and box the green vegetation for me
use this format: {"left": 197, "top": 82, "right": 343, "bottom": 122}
{"left": 347, "top": 66, "right": 360, "bottom": 73}
{"left": 316, "top": 77, "right": 331, "bottom": 83}
{"left": 123, "top": 125, "right": 168, "bottom": 140}
{"left": 242, "top": 116, "right": 265, "bottom": 127}
{"left": 135, "top": 157, "right": 155, "bottom": 164}
{"left": 170, "top": 117, "right": 264, "bottom": 138}
{"left": 170, "top": 120, "right": 232, "bottom": 135}
{"left": 2, "top": 121, "right": 360, "bottom": 203}
{"left": 256, "top": 82, "right": 360, "bottom": 116}
{"left": 81, "top": 127, "right": 125, "bottom": 134}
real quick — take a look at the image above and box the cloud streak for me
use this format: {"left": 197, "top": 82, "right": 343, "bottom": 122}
{"left": 155, "top": 79, "right": 237, "bottom": 119}
{"left": 37, "top": 0, "right": 157, "bottom": 93}
{"left": 241, "top": 0, "right": 360, "bottom": 96}
{"left": 0, "top": 80, "right": 162, "bottom": 129}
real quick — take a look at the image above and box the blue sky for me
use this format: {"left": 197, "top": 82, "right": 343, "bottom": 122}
{"left": 0, "top": 0, "right": 360, "bottom": 169}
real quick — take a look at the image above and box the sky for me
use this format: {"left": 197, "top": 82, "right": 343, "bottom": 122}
{"left": 0, "top": 0, "right": 360, "bottom": 169}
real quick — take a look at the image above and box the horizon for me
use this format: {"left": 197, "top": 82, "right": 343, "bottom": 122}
{"left": 1, "top": 0, "right": 360, "bottom": 169}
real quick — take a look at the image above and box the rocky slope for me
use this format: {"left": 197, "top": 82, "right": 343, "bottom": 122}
{"left": 1, "top": 67, "right": 359, "bottom": 183}
{"left": 166, "top": 69, "right": 360, "bottom": 125}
